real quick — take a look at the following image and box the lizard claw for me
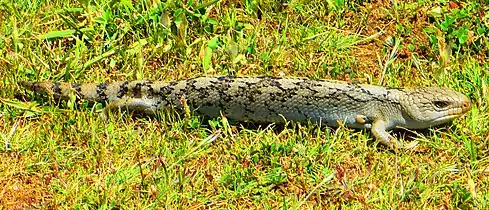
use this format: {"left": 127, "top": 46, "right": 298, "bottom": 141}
{"left": 384, "top": 135, "right": 403, "bottom": 150}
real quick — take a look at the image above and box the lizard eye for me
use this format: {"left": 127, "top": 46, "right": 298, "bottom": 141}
{"left": 434, "top": 101, "right": 450, "bottom": 109}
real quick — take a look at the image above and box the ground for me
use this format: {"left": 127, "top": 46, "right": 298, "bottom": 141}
{"left": 0, "top": 0, "right": 488, "bottom": 209}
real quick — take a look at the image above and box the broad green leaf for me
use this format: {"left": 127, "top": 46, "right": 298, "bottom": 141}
{"left": 41, "top": 29, "right": 76, "bottom": 39}
{"left": 40, "top": 28, "right": 94, "bottom": 39}
{"left": 55, "top": 7, "right": 84, "bottom": 13}
{"left": 208, "top": 36, "right": 219, "bottom": 49}
{"left": 456, "top": 28, "right": 469, "bottom": 44}
{"left": 161, "top": 11, "right": 171, "bottom": 27}
{"left": 203, "top": 47, "right": 213, "bottom": 71}
{"left": 428, "top": 6, "right": 442, "bottom": 18}
{"left": 194, "top": 0, "right": 220, "bottom": 10}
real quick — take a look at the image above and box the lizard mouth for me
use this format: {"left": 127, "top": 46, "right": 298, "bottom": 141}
{"left": 432, "top": 114, "right": 462, "bottom": 125}
{"left": 431, "top": 108, "right": 469, "bottom": 125}
{"left": 433, "top": 102, "right": 471, "bottom": 125}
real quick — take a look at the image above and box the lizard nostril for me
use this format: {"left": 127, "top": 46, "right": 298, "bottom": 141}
{"left": 462, "top": 102, "right": 471, "bottom": 111}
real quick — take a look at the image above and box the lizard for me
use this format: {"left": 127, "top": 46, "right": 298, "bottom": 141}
{"left": 20, "top": 76, "right": 472, "bottom": 149}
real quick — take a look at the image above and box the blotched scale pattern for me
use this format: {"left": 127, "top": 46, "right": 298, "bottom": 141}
{"left": 20, "top": 76, "right": 471, "bottom": 148}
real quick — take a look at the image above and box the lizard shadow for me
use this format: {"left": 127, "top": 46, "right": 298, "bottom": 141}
{"left": 204, "top": 118, "right": 454, "bottom": 153}
{"left": 196, "top": 117, "right": 448, "bottom": 152}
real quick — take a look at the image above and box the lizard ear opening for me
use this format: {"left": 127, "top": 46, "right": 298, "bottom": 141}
{"left": 433, "top": 101, "right": 450, "bottom": 109}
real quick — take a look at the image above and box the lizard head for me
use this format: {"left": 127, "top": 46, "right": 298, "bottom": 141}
{"left": 401, "top": 87, "right": 471, "bottom": 129}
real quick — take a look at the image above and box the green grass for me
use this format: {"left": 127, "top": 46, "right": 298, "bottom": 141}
{"left": 1, "top": 0, "right": 488, "bottom": 209}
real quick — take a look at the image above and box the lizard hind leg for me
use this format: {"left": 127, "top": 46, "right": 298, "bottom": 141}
{"left": 100, "top": 98, "right": 159, "bottom": 120}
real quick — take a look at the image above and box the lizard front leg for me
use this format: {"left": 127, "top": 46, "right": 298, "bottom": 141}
{"left": 371, "top": 119, "right": 402, "bottom": 149}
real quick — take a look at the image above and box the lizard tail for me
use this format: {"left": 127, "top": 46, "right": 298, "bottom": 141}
{"left": 20, "top": 81, "right": 59, "bottom": 95}
{"left": 20, "top": 81, "right": 102, "bottom": 102}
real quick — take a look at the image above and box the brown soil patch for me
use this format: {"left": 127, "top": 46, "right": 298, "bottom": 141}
{"left": 344, "top": 1, "right": 434, "bottom": 82}
{"left": 0, "top": 152, "right": 53, "bottom": 209}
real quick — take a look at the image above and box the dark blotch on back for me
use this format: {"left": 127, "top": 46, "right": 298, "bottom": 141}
{"left": 96, "top": 83, "right": 108, "bottom": 101}
{"left": 51, "top": 82, "right": 62, "bottom": 99}
{"left": 133, "top": 83, "right": 142, "bottom": 98}
{"left": 359, "top": 88, "right": 370, "bottom": 94}
{"left": 51, "top": 83, "right": 62, "bottom": 94}
{"left": 118, "top": 81, "right": 129, "bottom": 98}
{"left": 144, "top": 81, "right": 155, "bottom": 96}
{"left": 72, "top": 83, "right": 82, "bottom": 92}
{"left": 217, "top": 76, "right": 229, "bottom": 81}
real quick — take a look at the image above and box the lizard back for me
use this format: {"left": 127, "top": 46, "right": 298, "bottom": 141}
{"left": 20, "top": 76, "right": 470, "bottom": 130}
